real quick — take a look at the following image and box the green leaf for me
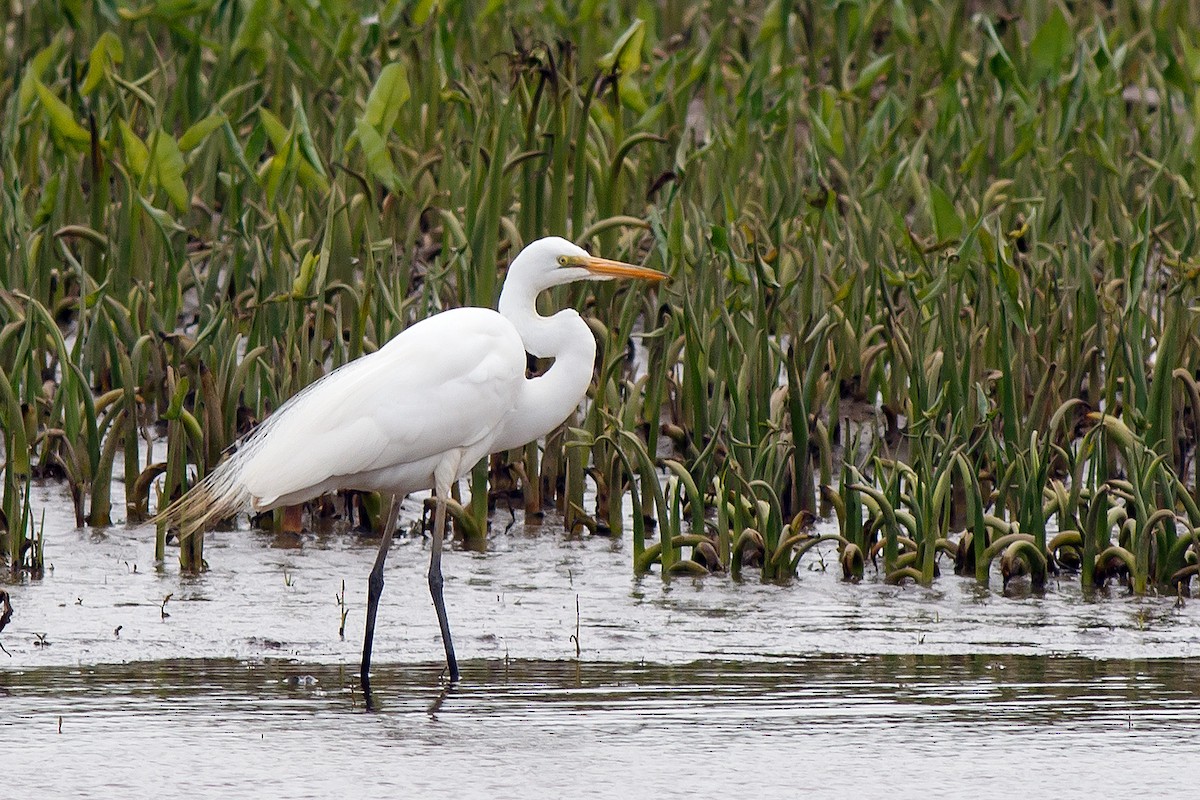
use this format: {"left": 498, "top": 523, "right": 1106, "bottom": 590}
{"left": 1178, "top": 27, "right": 1200, "bottom": 83}
{"left": 179, "top": 113, "right": 227, "bottom": 152}
{"left": 362, "top": 63, "right": 410, "bottom": 134}
{"left": 683, "top": 22, "right": 723, "bottom": 91}
{"left": 992, "top": 235, "right": 1027, "bottom": 333}
{"left": 353, "top": 64, "right": 411, "bottom": 193}
{"left": 815, "top": 87, "right": 845, "bottom": 159}
{"left": 221, "top": 119, "right": 257, "bottom": 179}
{"left": 262, "top": 151, "right": 288, "bottom": 207}
{"left": 1145, "top": 304, "right": 1178, "bottom": 454}
{"left": 82, "top": 31, "right": 124, "bottom": 95}
{"left": 233, "top": 0, "right": 272, "bottom": 57}
{"left": 118, "top": 119, "right": 149, "bottom": 178}
{"left": 136, "top": 190, "right": 184, "bottom": 231}
{"left": 852, "top": 53, "right": 894, "bottom": 95}
{"left": 258, "top": 107, "right": 290, "bottom": 150}
{"left": 411, "top": 0, "right": 439, "bottom": 25}
{"left": 354, "top": 118, "right": 403, "bottom": 194}
{"left": 808, "top": 112, "right": 838, "bottom": 157}
{"left": 1126, "top": 203, "right": 1151, "bottom": 315}
{"left": 929, "top": 182, "right": 962, "bottom": 240}
{"left": 599, "top": 19, "right": 645, "bottom": 74}
{"left": 291, "top": 251, "right": 319, "bottom": 298}
{"left": 476, "top": 0, "right": 505, "bottom": 23}
{"left": 981, "top": 17, "right": 1027, "bottom": 99}
{"left": 890, "top": 0, "right": 915, "bottom": 43}
{"left": 34, "top": 79, "right": 90, "bottom": 143}
{"left": 1028, "top": 6, "right": 1071, "bottom": 83}
{"left": 1001, "top": 124, "right": 1036, "bottom": 167}
{"left": 19, "top": 36, "right": 62, "bottom": 112}
{"left": 290, "top": 86, "right": 327, "bottom": 179}
{"left": 621, "top": 82, "right": 648, "bottom": 114}
{"left": 33, "top": 173, "right": 62, "bottom": 227}
{"left": 599, "top": 19, "right": 647, "bottom": 113}
{"left": 151, "top": 130, "right": 189, "bottom": 211}
{"left": 1162, "top": 49, "right": 1191, "bottom": 95}
{"left": 258, "top": 106, "right": 329, "bottom": 196}
{"left": 755, "top": 0, "right": 783, "bottom": 45}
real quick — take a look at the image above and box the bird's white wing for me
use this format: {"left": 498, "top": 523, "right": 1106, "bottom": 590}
{"left": 236, "top": 308, "right": 526, "bottom": 507}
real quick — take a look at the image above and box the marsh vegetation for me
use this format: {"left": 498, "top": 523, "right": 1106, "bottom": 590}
{"left": 4, "top": 0, "right": 1200, "bottom": 597}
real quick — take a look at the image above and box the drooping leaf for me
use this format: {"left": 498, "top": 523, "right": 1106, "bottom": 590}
{"left": 116, "top": 122, "right": 190, "bottom": 211}
{"left": 819, "top": 87, "right": 845, "bottom": 159}
{"left": 291, "top": 251, "right": 319, "bottom": 298}
{"left": 682, "top": 22, "right": 723, "bottom": 91}
{"left": 351, "top": 63, "right": 411, "bottom": 193}
{"left": 257, "top": 107, "right": 329, "bottom": 195}
{"left": 257, "top": 107, "right": 290, "bottom": 150}
{"left": 354, "top": 118, "right": 403, "bottom": 194}
{"left": 82, "top": 31, "right": 124, "bottom": 95}
{"left": 221, "top": 119, "right": 257, "bottom": 179}
{"left": 361, "top": 63, "right": 410, "bottom": 135}
{"left": 33, "top": 79, "right": 90, "bottom": 143}
{"left": 598, "top": 19, "right": 646, "bottom": 112}
{"left": 179, "top": 113, "right": 227, "bottom": 152}
{"left": 118, "top": 119, "right": 149, "bottom": 178}
{"left": 151, "top": 130, "right": 190, "bottom": 211}
{"left": 137, "top": 192, "right": 185, "bottom": 232}
{"left": 1177, "top": 27, "right": 1200, "bottom": 85}
{"left": 599, "top": 19, "right": 645, "bottom": 75}
{"left": 19, "top": 36, "right": 63, "bottom": 112}
{"left": 891, "top": 0, "right": 915, "bottom": 43}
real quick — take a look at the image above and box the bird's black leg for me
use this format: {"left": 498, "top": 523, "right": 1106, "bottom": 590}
{"left": 361, "top": 494, "right": 400, "bottom": 710}
{"left": 429, "top": 493, "right": 460, "bottom": 682}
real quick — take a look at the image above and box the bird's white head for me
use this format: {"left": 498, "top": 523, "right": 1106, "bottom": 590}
{"left": 507, "top": 236, "right": 667, "bottom": 292}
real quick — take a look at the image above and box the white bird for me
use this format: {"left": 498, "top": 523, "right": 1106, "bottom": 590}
{"left": 157, "top": 236, "right": 665, "bottom": 700}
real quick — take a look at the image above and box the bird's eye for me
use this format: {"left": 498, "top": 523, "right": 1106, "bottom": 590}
{"left": 557, "top": 255, "right": 568, "bottom": 266}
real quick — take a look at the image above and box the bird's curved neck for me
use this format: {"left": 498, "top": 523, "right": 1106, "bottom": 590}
{"left": 495, "top": 287, "right": 596, "bottom": 450}
{"left": 498, "top": 285, "right": 575, "bottom": 357}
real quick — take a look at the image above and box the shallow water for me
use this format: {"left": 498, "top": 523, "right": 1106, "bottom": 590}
{"left": 3, "top": 481, "right": 1200, "bottom": 796}
{"left": 7, "top": 513, "right": 1199, "bottom": 668}
{"left": 6, "top": 656, "right": 1199, "bottom": 798}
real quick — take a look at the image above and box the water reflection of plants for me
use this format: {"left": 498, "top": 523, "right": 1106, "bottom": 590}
{"left": 2, "top": 3, "right": 1199, "bottom": 597}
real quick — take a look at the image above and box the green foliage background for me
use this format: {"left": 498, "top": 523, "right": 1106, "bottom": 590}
{"left": 4, "top": 0, "right": 1200, "bottom": 590}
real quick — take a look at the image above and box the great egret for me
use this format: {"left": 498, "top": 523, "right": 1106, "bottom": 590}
{"left": 157, "top": 236, "right": 666, "bottom": 699}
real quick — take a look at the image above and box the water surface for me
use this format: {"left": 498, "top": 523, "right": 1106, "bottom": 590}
{"left": 3, "top": 481, "right": 1199, "bottom": 796}
{"left": 5, "top": 656, "right": 1198, "bottom": 798}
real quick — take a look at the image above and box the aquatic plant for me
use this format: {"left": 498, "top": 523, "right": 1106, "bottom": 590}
{"left": 2, "top": 1, "right": 1200, "bottom": 597}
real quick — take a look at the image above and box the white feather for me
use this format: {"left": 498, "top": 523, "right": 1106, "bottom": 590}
{"left": 156, "top": 236, "right": 663, "bottom": 536}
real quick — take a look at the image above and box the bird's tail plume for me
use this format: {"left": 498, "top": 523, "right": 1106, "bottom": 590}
{"left": 154, "top": 455, "right": 252, "bottom": 538}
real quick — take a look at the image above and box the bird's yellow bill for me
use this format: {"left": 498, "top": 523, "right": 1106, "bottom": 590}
{"left": 581, "top": 256, "right": 667, "bottom": 282}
